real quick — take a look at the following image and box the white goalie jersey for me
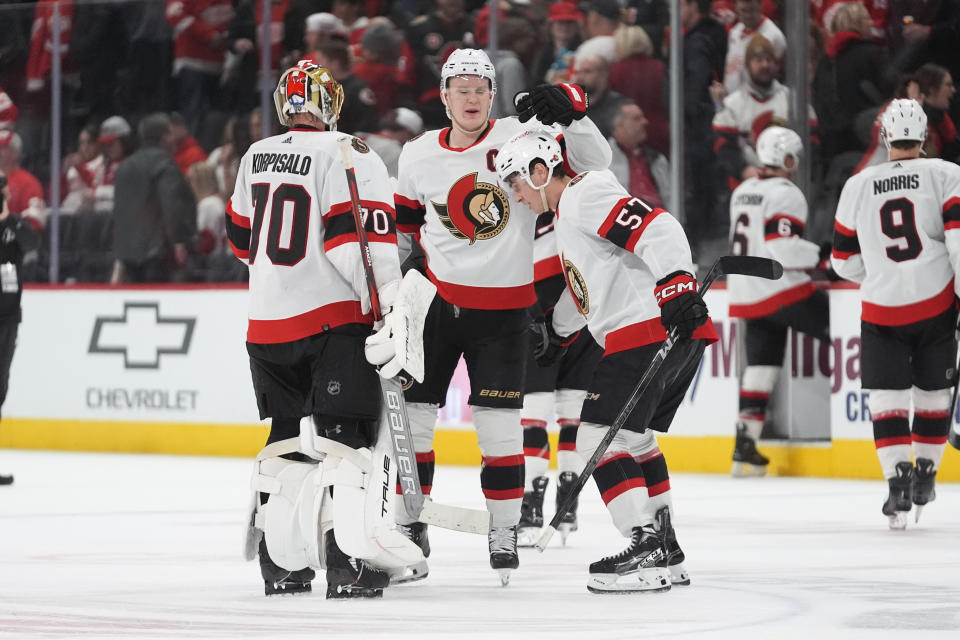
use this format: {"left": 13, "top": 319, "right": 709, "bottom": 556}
{"left": 831, "top": 157, "right": 960, "bottom": 326}
{"left": 226, "top": 129, "right": 401, "bottom": 344}
{"left": 394, "top": 117, "right": 611, "bottom": 310}
{"left": 552, "top": 169, "right": 718, "bottom": 354}
{"left": 728, "top": 175, "right": 819, "bottom": 318}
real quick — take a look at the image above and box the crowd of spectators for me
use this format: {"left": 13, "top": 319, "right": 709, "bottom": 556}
{"left": 0, "top": 0, "right": 957, "bottom": 281}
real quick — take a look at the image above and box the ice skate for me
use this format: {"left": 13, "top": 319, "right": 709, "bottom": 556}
{"left": 0, "top": 473, "right": 12, "bottom": 486}
{"left": 325, "top": 531, "right": 389, "bottom": 599}
{"left": 882, "top": 461, "right": 914, "bottom": 530}
{"left": 654, "top": 507, "right": 690, "bottom": 586}
{"left": 488, "top": 525, "right": 518, "bottom": 586}
{"left": 517, "top": 476, "right": 548, "bottom": 547}
{"left": 587, "top": 525, "right": 671, "bottom": 594}
{"left": 731, "top": 422, "right": 769, "bottom": 477}
{"left": 912, "top": 457, "right": 937, "bottom": 523}
{"left": 555, "top": 471, "right": 580, "bottom": 545}
{"left": 258, "top": 539, "right": 314, "bottom": 596}
{"left": 388, "top": 522, "right": 430, "bottom": 585}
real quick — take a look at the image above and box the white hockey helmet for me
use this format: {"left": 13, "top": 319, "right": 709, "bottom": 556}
{"left": 496, "top": 130, "right": 563, "bottom": 190}
{"left": 756, "top": 126, "right": 803, "bottom": 170}
{"left": 881, "top": 98, "right": 927, "bottom": 149}
{"left": 274, "top": 59, "right": 344, "bottom": 127}
{"left": 440, "top": 48, "right": 497, "bottom": 93}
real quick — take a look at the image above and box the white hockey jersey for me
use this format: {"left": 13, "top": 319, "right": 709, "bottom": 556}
{"left": 831, "top": 157, "right": 960, "bottom": 326}
{"left": 394, "top": 117, "right": 611, "bottom": 310}
{"left": 723, "top": 18, "right": 787, "bottom": 95}
{"left": 552, "top": 169, "right": 718, "bottom": 354}
{"left": 728, "top": 175, "right": 819, "bottom": 318}
{"left": 533, "top": 211, "right": 562, "bottom": 283}
{"left": 226, "top": 128, "right": 401, "bottom": 344}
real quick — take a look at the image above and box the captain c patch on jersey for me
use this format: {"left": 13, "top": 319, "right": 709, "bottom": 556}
{"left": 432, "top": 172, "right": 510, "bottom": 244}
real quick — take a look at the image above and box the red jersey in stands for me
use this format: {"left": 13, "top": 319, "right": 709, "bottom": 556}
{"left": 394, "top": 116, "right": 610, "bottom": 310}
{"left": 166, "top": 0, "right": 234, "bottom": 75}
{"left": 552, "top": 169, "right": 717, "bottom": 354}
{"left": 728, "top": 175, "right": 819, "bottom": 318}
{"left": 832, "top": 157, "right": 960, "bottom": 326}
{"left": 226, "top": 129, "right": 401, "bottom": 344}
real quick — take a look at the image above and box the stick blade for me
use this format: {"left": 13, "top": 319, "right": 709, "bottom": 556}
{"left": 418, "top": 499, "right": 490, "bottom": 535}
{"left": 718, "top": 256, "right": 783, "bottom": 280}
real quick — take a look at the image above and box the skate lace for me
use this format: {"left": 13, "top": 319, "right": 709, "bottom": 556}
{"left": 598, "top": 528, "right": 648, "bottom": 563}
{"left": 488, "top": 526, "right": 516, "bottom": 553}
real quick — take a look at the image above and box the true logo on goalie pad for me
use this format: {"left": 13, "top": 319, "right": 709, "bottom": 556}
{"left": 432, "top": 173, "right": 510, "bottom": 244}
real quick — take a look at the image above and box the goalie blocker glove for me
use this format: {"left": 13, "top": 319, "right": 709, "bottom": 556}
{"left": 655, "top": 271, "right": 708, "bottom": 339}
{"left": 515, "top": 83, "right": 589, "bottom": 126}
{"left": 530, "top": 308, "right": 578, "bottom": 367}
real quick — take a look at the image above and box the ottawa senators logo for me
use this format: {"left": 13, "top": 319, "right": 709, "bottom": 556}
{"left": 351, "top": 137, "right": 370, "bottom": 153}
{"left": 432, "top": 173, "right": 510, "bottom": 244}
{"left": 563, "top": 258, "right": 589, "bottom": 315}
{"left": 568, "top": 172, "right": 588, "bottom": 187}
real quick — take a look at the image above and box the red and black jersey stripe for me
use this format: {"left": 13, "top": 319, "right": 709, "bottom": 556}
{"left": 395, "top": 194, "right": 426, "bottom": 233}
{"left": 597, "top": 196, "right": 664, "bottom": 253}
{"left": 764, "top": 213, "right": 804, "bottom": 241}
{"left": 943, "top": 196, "right": 960, "bottom": 230}
{"left": 480, "top": 454, "right": 524, "bottom": 501}
{"left": 322, "top": 200, "right": 397, "bottom": 252}
{"left": 225, "top": 199, "right": 251, "bottom": 260}
{"left": 831, "top": 220, "right": 860, "bottom": 259}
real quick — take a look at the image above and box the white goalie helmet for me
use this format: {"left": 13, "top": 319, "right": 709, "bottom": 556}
{"left": 440, "top": 48, "right": 497, "bottom": 93}
{"left": 756, "top": 126, "right": 803, "bottom": 170}
{"left": 881, "top": 98, "right": 927, "bottom": 149}
{"left": 496, "top": 130, "right": 563, "bottom": 190}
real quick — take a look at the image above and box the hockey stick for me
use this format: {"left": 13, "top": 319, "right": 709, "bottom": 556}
{"left": 536, "top": 256, "right": 783, "bottom": 551}
{"left": 338, "top": 137, "right": 490, "bottom": 535}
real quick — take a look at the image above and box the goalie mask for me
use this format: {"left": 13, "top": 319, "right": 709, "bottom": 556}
{"left": 274, "top": 60, "right": 345, "bottom": 128}
{"left": 756, "top": 126, "right": 803, "bottom": 170}
{"left": 496, "top": 130, "right": 563, "bottom": 191}
{"left": 881, "top": 98, "right": 927, "bottom": 149}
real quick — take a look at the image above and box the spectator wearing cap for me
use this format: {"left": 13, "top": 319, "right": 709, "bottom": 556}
{"left": 531, "top": 2, "right": 583, "bottom": 83}
{"left": 0, "top": 132, "right": 45, "bottom": 231}
{"left": 353, "top": 18, "right": 414, "bottom": 118}
{"left": 358, "top": 107, "right": 425, "bottom": 178}
{"left": 111, "top": 113, "right": 196, "bottom": 284}
{"left": 608, "top": 102, "right": 670, "bottom": 210}
{"left": 713, "top": 34, "right": 818, "bottom": 192}
{"left": 610, "top": 25, "right": 668, "bottom": 155}
{"left": 405, "top": 0, "right": 476, "bottom": 129}
{"left": 571, "top": 54, "right": 628, "bottom": 139}
{"left": 311, "top": 41, "right": 379, "bottom": 134}
{"left": 170, "top": 113, "right": 209, "bottom": 176}
{"left": 722, "top": 0, "right": 786, "bottom": 95}
{"left": 575, "top": 0, "right": 623, "bottom": 65}
{"left": 489, "top": 16, "right": 538, "bottom": 118}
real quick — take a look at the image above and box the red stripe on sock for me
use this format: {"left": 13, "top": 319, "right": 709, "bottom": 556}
{"left": 557, "top": 442, "right": 577, "bottom": 451}
{"left": 483, "top": 454, "right": 525, "bottom": 467}
{"left": 521, "top": 419, "right": 548, "bottom": 428}
{"left": 416, "top": 451, "right": 436, "bottom": 463}
{"left": 600, "top": 477, "right": 646, "bottom": 504}
{"left": 915, "top": 409, "right": 950, "bottom": 419}
{"left": 523, "top": 446, "right": 550, "bottom": 459}
{"left": 912, "top": 433, "right": 948, "bottom": 445}
{"left": 874, "top": 436, "right": 912, "bottom": 448}
{"left": 482, "top": 487, "right": 524, "bottom": 500}
{"left": 740, "top": 390, "right": 770, "bottom": 400}
{"left": 396, "top": 484, "right": 432, "bottom": 495}
{"left": 873, "top": 410, "right": 910, "bottom": 421}
{"left": 634, "top": 450, "right": 663, "bottom": 464}
{"left": 646, "top": 479, "right": 671, "bottom": 497}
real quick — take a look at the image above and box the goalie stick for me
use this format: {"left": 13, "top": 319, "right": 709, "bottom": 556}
{"left": 338, "top": 137, "right": 490, "bottom": 535}
{"left": 536, "top": 255, "right": 783, "bottom": 551}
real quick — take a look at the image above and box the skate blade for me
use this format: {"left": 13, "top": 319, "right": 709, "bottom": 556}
{"left": 388, "top": 560, "right": 429, "bottom": 585}
{"left": 668, "top": 563, "right": 690, "bottom": 586}
{"left": 517, "top": 527, "right": 541, "bottom": 548}
{"left": 587, "top": 568, "right": 671, "bottom": 594}
{"left": 264, "top": 582, "right": 312, "bottom": 597}
{"left": 558, "top": 523, "right": 578, "bottom": 546}
{"left": 914, "top": 504, "right": 924, "bottom": 524}
{"left": 326, "top": 585, "right": 384, "bottom": 599}
{"left": 731, "top": 462, "right": 767, "bottom": 478}
{"left": 497, "top": 568, "right": 512, "bottom": 587}
{"left": 887, "top": 512, "right": 908, "bottom": 530}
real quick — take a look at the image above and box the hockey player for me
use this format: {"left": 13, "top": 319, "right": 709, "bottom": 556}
{"left": 831, "top": 99, "right": 960, "bottom": 529}
{"left": 518, "top": 208, "right": 602, "bottom": 547}
{"left": 727, "top": 126, "right": 830, "bottom": 476}
{"left": 496, "top": 131, "right": 717, "bottom": 593}
{"left": 227, "top": 59, "right": 423, "bottom": 597}
{"left": 393, "top": 48, "right": 611, "bottom": 584}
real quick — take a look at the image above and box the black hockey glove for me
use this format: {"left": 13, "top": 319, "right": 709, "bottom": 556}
{"left": 530, "top": 309, "right": 576, "bottom": 367}
{"left": 655, "top": 271, "right": 708, "bottom": 339}
{"left": 514, "top": 83, "right": 589, "bottom": 126}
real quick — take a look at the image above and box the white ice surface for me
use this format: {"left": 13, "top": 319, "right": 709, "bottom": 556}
{"left": 1, "top": 450, "right": 959, "bottom": 639}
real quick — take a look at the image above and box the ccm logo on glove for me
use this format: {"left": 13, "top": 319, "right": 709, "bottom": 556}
{"left": 654, "top": 273, "right": 697, "bottom": 305}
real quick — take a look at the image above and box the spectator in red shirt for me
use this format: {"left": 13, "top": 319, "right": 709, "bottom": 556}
{"left": 353, "top": 18, "right": 412, "bottom": 117}
{"left": 0, "top": 131, "right": 45, "bottom": 231}
{"left": 170, "top": 112, "right": 209, "bottom": 175}
{"left": 610, "top": 25, "right": 669, "bottom": 156}
{"left": 608, "top": 102, "right": 670, "bottom": 211}
{"left": 0, "top": 87, "right": 17, "bottom": 132}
